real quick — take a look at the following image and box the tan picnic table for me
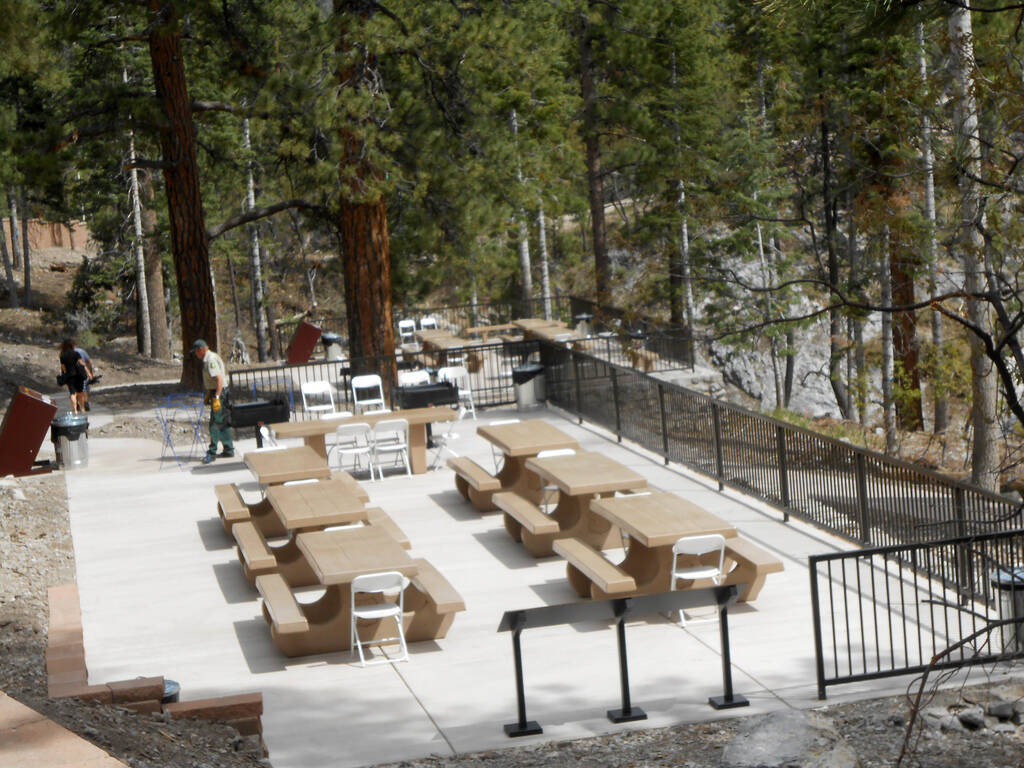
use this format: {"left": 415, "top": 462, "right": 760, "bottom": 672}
{"left": 237, "top": 474, "right": 374, "bottom": 586}
{"left": 244, "top": 445, "right": 332, "bottom": 487}
{"left": 414, "top": 329, "right": 481, "bottom": 368}
{"left": 560, "top": 491, "right": 737, "bottom": 599}
{"left": 270, "top": 406, "right": 458, "bottom": 473}
{"left": 500, "top": 451, "right": 647, "bottom": 556}
{"left": 512, "top": 317, "right": 569, "bottom": 340}
{"left": 474, "top": 420, "right": 579, "bottom": 504}
{"left": 260, "top": 526, "right": 419, "bottom": 656}
{"left": 528, "top": 324, "right": 580, "bottom": 343}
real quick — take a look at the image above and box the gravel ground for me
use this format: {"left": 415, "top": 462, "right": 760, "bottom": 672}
{"left": 3, "top": 412, "right": 1024, "bottom": 767}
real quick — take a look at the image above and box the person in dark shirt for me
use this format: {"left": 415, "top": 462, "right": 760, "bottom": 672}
{"left": 58, "top": 339, "right": 88, "bottom": 413}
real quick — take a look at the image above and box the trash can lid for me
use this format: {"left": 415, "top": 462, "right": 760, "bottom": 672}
{"left": 990, "top": 567, "right": 1024, "bottom": 588}
{"left": 52, "top": 413, "right": 88, "bottom": 427}
{"left": 321, "top": 332, "right": 342, "bottom": 342}
{"left": 512, "top": 363, "right": 544, "bottom": 385}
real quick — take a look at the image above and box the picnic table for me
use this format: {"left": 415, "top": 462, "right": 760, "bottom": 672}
{"left": 270, "top": 406, "right": 458, "bottom": 473}
{"left": 234, "top": 474, "right": 375, "bottom": 586}
{"left": 471, "top": 420, "right": 579, "bottom": 505}
{"left": 256, "top": 526, "right": 466, "bottom": 657}
{"left": 512, "top": 317, "right": 570, "bottom": 340}
{"left": 555, "top": 491, "right": 783, "bottom": 602}
{"left": 414, "top": 329, "right": 481, "bottom": 368}
{"left": 495, "top": 451, "right": 646, "bottom": 557}
{"left": 244, "top": 445, "right": 332, "bottom": 486}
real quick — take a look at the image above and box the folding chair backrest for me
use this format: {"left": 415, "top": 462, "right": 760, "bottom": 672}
{"left": 283, "top": 478, "right": 319, "bottom": 486}
{"left": 398, "top": 369, "right": 431, "bottom": 387}
{"left": 436, "top": 366, "right": 468, "bottom": 386}
{"left": 672, "top": 533, "right": 726, "bottom": 558}
{"left": 336, "top": 422, "right": 372, "bottom": 444}
{"left": 301, "top": 380, "right": 335, "bottom": 413}
{"left": 397, "top": 319, "right": 416, "bottom": 343}
{"left": 352, "top": 570, "right": 408, "bottom": 595}
{"left": 373, "top": 418, "right": 408, "bottom": 443}
{"left": 537, "top": 448, "right": 576, "bottom": 459}
{"left": 419, "top": 316, "right": 438, "bottom": 330}
{"left": 351, "top": 374, "right": 385, "bottom": 411}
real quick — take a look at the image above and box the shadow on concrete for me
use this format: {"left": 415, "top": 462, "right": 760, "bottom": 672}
{"left": 197, "top": 517, "right": 233, "bottom": 551}
{"left": 428, "top": 491, "right": 485, "bottom": 522}
{"left": 471, "top": 528, "right": 552, "bottom": 570}
{"left": 214, "top": 561, "right": 258, "bottom": 605}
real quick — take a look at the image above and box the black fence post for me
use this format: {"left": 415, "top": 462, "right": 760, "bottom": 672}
{"left": 658, "top": 382, "right": 669, "bottom": 465}
{"left": 711, "top": 401, "right": 725, "bottom": 490}
{"left": 808, "top": 557, "right": 828, "bottom": 699}
{"left": 572, "top": 349, "right": 583, "bottom": 425}
{"left": 954, "top": 486, "right": 971, "bottom": 602}
{"left": 854, "top": 453, "right": 871, "bottom": 544}
{"left": 611, "top": 367, "right": 622, "bottom": 442}
{"left": 776, "top": 425, "right": 790, "bottom": 522}
{"left": 503, "top": 612, "right": 542, "bottom": 737}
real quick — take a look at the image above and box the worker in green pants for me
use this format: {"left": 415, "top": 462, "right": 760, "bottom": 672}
{"left": 192, "top": 339, "right": 235, "bottom": 463}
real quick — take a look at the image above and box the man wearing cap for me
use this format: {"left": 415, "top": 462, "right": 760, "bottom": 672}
{"left": 192, "top": 339, "right": 234, "bottom": 463}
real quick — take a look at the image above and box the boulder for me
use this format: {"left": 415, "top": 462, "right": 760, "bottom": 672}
{"left": 956, "top": 706, "right": 986, "bottom": 730}
{"left": 721, "top": 710, "right": 859, "bottom": 768}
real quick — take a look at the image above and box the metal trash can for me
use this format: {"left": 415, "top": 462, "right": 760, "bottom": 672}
{"left": 512, "top": 363, "right": 545, "bottom": 410}
{"left": 162, "top": 679, "right": 181, "bottom": 704}
{"left": 321, "top": 332, "right": 343, "bottom": 361}
{"left": 50, "top": 413, "right": 89, "bottom": 470}
{"left": 990, "top": 567, "right": 1024, "bottom": 653}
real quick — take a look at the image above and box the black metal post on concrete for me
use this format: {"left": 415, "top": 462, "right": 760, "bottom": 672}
{"left": 708, "top": 602, "right": 748, "bottom": 709}
{"left": 503, "top": 611, "right": 542, "bottom": 737}
{"left": 607, "top": 599, "right": 647, "bottom": 723}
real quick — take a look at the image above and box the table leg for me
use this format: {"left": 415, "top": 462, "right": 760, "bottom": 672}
{"left": 552, "top": 493, "right": 618, "bottom": 551}
{"left": 408, "top": 423, "right": 428, "bottom": 474}
{"left": 497, "top": 456, "right": 544, "bottom": 503}
{"left": 304, "top": 434, "right": 328, "bottom": 460}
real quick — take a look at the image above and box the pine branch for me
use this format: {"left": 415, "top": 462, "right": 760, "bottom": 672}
{"left": 207, "top": 199, "right": 324, "bottom": 240}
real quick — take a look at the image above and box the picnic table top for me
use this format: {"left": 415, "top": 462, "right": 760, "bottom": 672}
{"left": 590, "top": 491, "right": 737, "bottom": 548}
{"left": 244, "top": 446, "right": 332, "bottom": 486}
{"left": 528, "top": 325, "right": 580, "bottom": 342}
{"left": 265, "top": 475, "right": 369, "bottom": 531}
{"left": 296, "top": 526, "right": 417, "bottom": 586}
{"left": 513, "top": 317, "right": 569, "bottom": 331}
{"left": 272, "top": 406, "right": 458, "bottom": 438}
{"left": 475, "top": 419, "right": 579, "bottom": 457}
{"left": 524, "top": 451, "right": 648, "bottom": 496}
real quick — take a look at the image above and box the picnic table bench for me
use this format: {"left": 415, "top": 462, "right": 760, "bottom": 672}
{"left": 448, "top": 456, "right": 501, "bottom": 510}
{"left": 463, "top": 323, "right": 518, "bottom": 340}
{"left": 494, "top": 491, "right": 560, "bottom": 557}
{"left": 553, "top": 537, "right": 636, "bottom": 597}
{"left": 721, "top": 537, "right": 784, "bottom": 602}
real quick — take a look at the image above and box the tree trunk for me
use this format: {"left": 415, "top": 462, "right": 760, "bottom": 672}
{"left": 510, "top": 110, "right": 533, "bottom": 312}
{"left": 918, "top": 21, "right": 947, "bottom": 435}
{"left": 147, "top": 0, "right": 218, "bottom": 389}
{"left": 243, "top": 117, "right": 270, "bottom": 362}
{"left": 890, "top": 247, "right": 923, "bottom": 430}
{"left": 19, "top": 197, "right": 30, "bottom": 307}
{"left": 820, "top": 115, "right": 850, "bottom": 419}
{"left": 0, "top": 223, "right": 17, "bottom": 307}
{"left": 8, "top": 189, "right": 21, "bottom": 271}
{"left": 948, "top": 7, "right": 998, "bottom": 490}
{"left": 264, "top": 281, "right": 281, "bottom": 360}
{"left": 128, "top": 121, "right": 153, "bottom": 357}
{"left": 139, "top": 170, "right": 170, "bottom": 360}
{"left": 537, "top": 199, "right": 552, "bottom": 321}
{"left": 226, "top": 255, "right": 242, "bottom": 331}
{"left": 880, "top": 229, "right": 897, "bottom": 455}
{"left": 578, "top": 10, "right": 609, "bottom": 305}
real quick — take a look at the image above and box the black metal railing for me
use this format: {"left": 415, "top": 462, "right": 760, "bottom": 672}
{"left": 229, "top": 340, "right": 540, "bottom": 419}
{"left": 393, "top": 296, "right": 575, "bottom": 334}
{"left": 809, "top": 529, "right": 1024, "bottom": 697}
{"left": 542, "top": 341, "right": 1021, "bottom": 548}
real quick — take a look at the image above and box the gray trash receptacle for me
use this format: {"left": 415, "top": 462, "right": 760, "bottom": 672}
{"left": 321, "top": 332, "right": 343, "bottom": 361}
{"left": 50, "top": 413, "right": 89, "bottom": 469}
{"left": 990, "top": 567, "right": 1024, "bottom": 653}
{"left": 513, "top": 363, "right": 545, "bottom": 410}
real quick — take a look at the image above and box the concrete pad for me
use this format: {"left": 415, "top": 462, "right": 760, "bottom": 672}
{"left": 64, "top": 406, "right": 973, "bottom": 768}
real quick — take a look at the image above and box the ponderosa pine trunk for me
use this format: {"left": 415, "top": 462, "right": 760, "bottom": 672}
{"left": 578, "top": 9, "right": 609, "bottom": 306}
{"left": 139, "top": 171, "right": 170, "bottom": 360}
{"left": 948, "top": 7, "right": 998, "bottom": 490}
{"left": 147, "top": 0, "right": 218, "bottom": 389}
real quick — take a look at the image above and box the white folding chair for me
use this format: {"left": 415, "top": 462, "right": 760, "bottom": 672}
{"left": 300, "top": 380, "right": 336, "bottom": 417}
{"left": 350, "top": 571, "right": 409, "bottom": 666}
{"left": 350, "top": 374, "right": 390, "bottom": 415}
{"left": 331, "top": 422, "right": 375, "bottom": 480}
{"left": 535, "top": 447, "right": 576, "bottom": 513}
{"left": 419, "top": 316, "right": 438, "bottom": 330}
{"left": 397, "top": 319, "right": 417, "bottom": 344}
{"left": 371, "top": 418, "right": 411, "bottom": 480}
{"left": 397, "top": 369, "right": 431, "bottom": 387}
{"left": 430, "top": 407, "right": 467, "bottom": 470}
{"left": 258, "top": 425, "right": 279, "bottom": 448}
{"left": 436, "top": 365, "right": 475, "bottom": 420}
{"left": 671, "top": 534, "right": 726, "bottom": 626}
{"left": 488, "top": 418, "right": 520, "bottom": 473}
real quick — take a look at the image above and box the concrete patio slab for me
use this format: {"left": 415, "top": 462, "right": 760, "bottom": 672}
{"left": 61, "top": 403, "right": 1008, "bottom": 768}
